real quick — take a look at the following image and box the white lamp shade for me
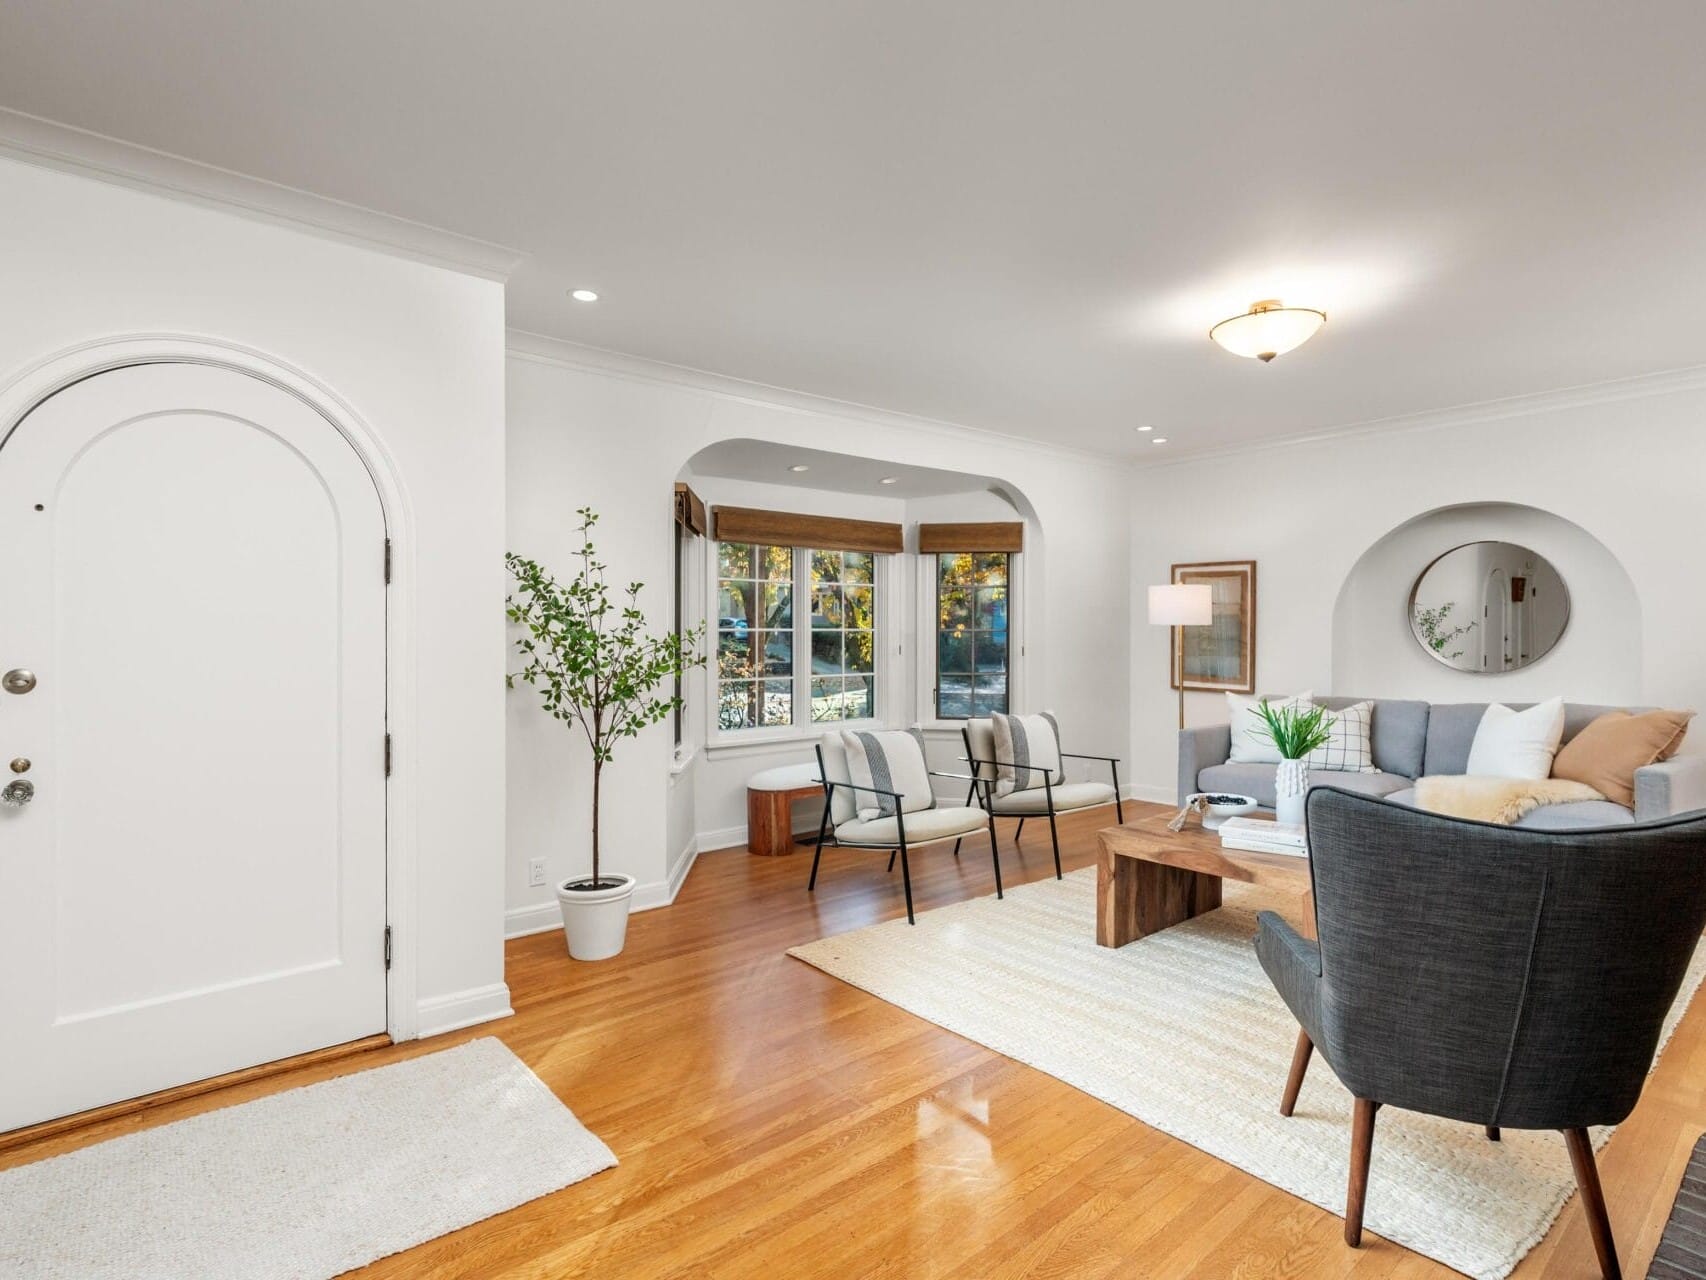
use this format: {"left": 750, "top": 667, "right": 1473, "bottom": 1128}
{"left": 1148, "top": 583, "right": 1213, "bottom": 627}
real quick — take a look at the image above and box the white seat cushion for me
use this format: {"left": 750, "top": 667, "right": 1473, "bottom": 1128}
{"left": 835, "top": 806, "right": 989, "bottom": 847}
{"left": 747, "top": 763, "right": 823, "bottom": 791}
{"left": 989, "top": 781, "right": 1116, "bottom": 815}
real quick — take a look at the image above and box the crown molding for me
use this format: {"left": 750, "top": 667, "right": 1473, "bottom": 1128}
{"left": 1142, "top": 362, "right": 1706, "bottom": 471}
{"left": 505, "top": 328, "right": 1133, "bottom": 470}
{"left": 0, "top": 107, "right": 526, "bottom": 282}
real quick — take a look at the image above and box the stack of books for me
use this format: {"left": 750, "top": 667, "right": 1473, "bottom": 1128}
{"left": 1218, "top": 816, "right": 1308, "bottom": 858}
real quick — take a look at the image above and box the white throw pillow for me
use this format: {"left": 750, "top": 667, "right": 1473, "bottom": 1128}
{"left": 1305, "top": 701, "right": 1378, "bottom": 773}
{"left": 841, "top": 728, "right": 936, "bottom": 822}
{"left": 1226, "top": 692, "right": 1313, "bottom": 764}
{"left": 989, "top": 711, "right": 1064, "bottom": 796}
{"left": 1465, "top": 698, "right": 1566, "bottom": 781}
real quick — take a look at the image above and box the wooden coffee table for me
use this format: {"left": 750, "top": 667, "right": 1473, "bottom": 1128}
{"left": 1096, "top": 813, "right": 1315, "bottom": 948}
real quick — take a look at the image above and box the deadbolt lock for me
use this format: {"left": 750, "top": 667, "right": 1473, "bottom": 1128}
{"left": 2, "top": 669, "right": 36, "bottom": 695}
{"left": 8, "top": 758, "right": 28, "bottom": 774}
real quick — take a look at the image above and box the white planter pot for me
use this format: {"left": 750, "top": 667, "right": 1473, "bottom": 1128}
{"left": 1275, "top": 758, "right": 1310, "bottom": 828}
{"left": 555, "top": 874, "right": 636, "bottom": 961}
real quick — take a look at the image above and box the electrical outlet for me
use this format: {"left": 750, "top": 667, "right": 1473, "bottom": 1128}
{"left": 528, "top": 858, "right": 547, "bottom": 888}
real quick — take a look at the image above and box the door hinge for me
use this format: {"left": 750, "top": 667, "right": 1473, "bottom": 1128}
{"left": 384, "top": 733, "right": 392, "bottom": 777}
{"left": 384, "top": 925, "right": 392, "bottom": 970}
{"left": 384, "top": 538, "right": 392, "bottom": 585}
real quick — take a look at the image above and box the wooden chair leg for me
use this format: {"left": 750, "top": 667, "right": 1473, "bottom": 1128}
{"left": 1345, "top": 1098, "right": 1379, "bottom": 1247}
{"left": 1279, "top": 1030, "right": 1313, "bottom": 1117}
{"left": 1564, "top": 1128, "right": 1621, "bottom": 1280}
{"left": 1486, "top": 1125, "right": 1500, "bottom": 1142}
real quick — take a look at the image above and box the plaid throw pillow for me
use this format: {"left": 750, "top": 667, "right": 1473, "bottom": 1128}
{"left": 990, "top": 712, "right": 1065, "bottom": 796}
{"left": 1305, "top": 701, "right": 1378, "bottom": 773}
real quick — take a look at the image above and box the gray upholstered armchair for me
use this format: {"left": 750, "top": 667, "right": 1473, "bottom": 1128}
{"left": 1257, "top": 787, "right": 1706, "bottom": 1279}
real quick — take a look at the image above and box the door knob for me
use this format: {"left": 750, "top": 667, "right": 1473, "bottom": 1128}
{"left": 2, "top": 669, "right": 35, "bottom": 695}
{"left": 1, "top": 779, "right": 33, "bottom": 807}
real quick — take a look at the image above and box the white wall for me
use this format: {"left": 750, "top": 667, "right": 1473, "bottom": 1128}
{"left": 0, "top": 156, "right": 509, "bottom": 1034}
{"left": 1128, "top": 375, "right": 1706, "bottom": 798}
{"left": 505, "top": 336, "right": 1132, "bottom": 935}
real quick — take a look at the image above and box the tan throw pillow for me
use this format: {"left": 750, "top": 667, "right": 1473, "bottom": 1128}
{"left": 1551, "top": 709, "right": 1695, "bottom": 808}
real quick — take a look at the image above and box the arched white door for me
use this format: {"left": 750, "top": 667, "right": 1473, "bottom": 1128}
{"left": 1482, "top": 568, "right": 1508, "bottom": 672}
{"left": 0, "top": 363, "right": 388, "bottom": 1131}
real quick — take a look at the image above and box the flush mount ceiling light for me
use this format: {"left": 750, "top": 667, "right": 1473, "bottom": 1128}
{"left": 1209, "top": 299, "right": 1326, "bottom": 362}
{"left": 570, "top": 288, "right": 599, "bottom": 302}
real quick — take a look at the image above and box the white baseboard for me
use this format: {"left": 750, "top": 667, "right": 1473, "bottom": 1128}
{"left": 415, "top": 982, "right": 513, "bottom": 1039}
{"left": 1128, "top": 782, "right": 1175, "bottom": 805}
{"left": 504, "top": 837, "right": 704, "bottom": 939}
{"left": 696, "top": 822, "right": 747, "bottom": 852}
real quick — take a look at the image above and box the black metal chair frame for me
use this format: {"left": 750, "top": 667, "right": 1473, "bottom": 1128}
{"left": 952, "top": 726, "right": 1124, "bottom": 880}
{"left": 807, "top": 742, "right": 1001, "bottom": 925}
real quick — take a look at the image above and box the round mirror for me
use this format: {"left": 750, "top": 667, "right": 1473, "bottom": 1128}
{"left": 1408, "top": 542, "right": 1569, "bottom": 672}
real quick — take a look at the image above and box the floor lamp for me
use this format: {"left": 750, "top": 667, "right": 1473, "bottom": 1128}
{"left": 1148, "top": 583, "right": 1214, "bottom": 730}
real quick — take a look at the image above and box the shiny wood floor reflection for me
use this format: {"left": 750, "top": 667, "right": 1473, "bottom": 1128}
{"left": 6, "top": 802, "right": 1701, "bottom": 1277}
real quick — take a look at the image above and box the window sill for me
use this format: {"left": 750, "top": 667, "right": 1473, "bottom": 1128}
{"left": 704, "top": 720, "right": 887, "bottom": 759}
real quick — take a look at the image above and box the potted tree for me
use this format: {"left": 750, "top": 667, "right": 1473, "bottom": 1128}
{"left": 507, "top": 509, "right": 704, "bottom": 961}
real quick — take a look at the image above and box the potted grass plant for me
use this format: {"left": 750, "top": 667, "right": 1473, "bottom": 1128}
{"left": 1250, "top": 700, "right": 1336, "bottom": 827}
{"left": 507, "top": 508, "right": 704, "bottom": 961}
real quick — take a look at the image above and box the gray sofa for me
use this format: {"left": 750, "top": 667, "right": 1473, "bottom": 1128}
{"left": 1179, "top": 697, "right": 1706, "bottom": 829}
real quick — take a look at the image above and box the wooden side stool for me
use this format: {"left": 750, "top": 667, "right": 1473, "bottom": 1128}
{"left": 746, "top": 763, "right": 824, "bottom": 856}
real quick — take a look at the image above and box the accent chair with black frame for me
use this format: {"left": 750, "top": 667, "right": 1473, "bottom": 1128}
{"left": 809, "top": 733, "right": 999, "bottom": 925}
{"left": 1257, "top": 786, "right": 1706, "bottom": 1279}
{"left": 955, "top": 716, "right": 1124, "bottom": 879}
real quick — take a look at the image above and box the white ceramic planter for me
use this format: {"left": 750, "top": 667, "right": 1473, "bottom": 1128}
{"left": 555, "top": 874, "right": 636, "bottom": 961}
{"left": 1275, "top": 758, "right": 1310, "bottom": 827}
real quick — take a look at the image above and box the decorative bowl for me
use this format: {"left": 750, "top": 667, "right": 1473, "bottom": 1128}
{"left": 1201, "top": 793, "right": 1258, "bottom": 831}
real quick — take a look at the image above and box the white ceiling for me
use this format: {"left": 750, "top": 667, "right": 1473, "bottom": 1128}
{"left": 3, "top": 2, "right": 1704, "bottom": 461}
{"left": 685, "top": 438, "right": 1002, "bottom": 500}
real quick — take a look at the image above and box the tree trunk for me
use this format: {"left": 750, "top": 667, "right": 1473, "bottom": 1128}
{"left": 591, "top": 757, "right": 602, "bottom": 887}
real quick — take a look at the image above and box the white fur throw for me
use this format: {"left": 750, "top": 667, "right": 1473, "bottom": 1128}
{"left": 1412, "top": 775, "right": 1605, "bottom": 825}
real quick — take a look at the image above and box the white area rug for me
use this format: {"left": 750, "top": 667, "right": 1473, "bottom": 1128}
{"left": 0, "top": 1038, "right": 616, "bottom": 1280}
{"left": 789, "top": 870, "right": 1706, "bottom": 1280}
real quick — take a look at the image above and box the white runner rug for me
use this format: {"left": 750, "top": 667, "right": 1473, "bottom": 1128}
{"left": 789, "top": 870, "right": 1705, "bottom": 1280}
{"left": 0, "top": 1037, "right": 615, "bottom": 1280}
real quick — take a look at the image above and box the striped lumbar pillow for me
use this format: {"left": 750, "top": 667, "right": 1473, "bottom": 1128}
{"left": 990, "top": 712, "right": 1064, "bottom": 796}
{"left": 841, "top": 728, "right": 936, "bottom": 822}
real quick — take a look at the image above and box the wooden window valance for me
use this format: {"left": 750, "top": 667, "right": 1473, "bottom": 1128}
{"left": 673, "top": 483, "right": 707, "bottom": 536}
{"left": 916, "top": 521, "right": 1024, "bottom": 554}
{"left": 711, "top": 505, "right": 904, "bottom": 554}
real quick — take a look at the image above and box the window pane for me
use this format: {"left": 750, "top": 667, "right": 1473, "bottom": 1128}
{"left": 938, "top": 630, "right": 973, "bottom": 674}
{"left": 810, "top": 676, "right": 843, "bottom": 721}
{"left": 938, "top": 552, "right": 973, "bottom": 588}
{"left": 938, "top": 588, "right": 972, "bottom": 630}
{"left": 718, "top": 680, "right": 758, "bottom": 730}
{"left": 761, "top": 679, "right": 793, "bottom": 727}
{"left": 811, "top": 629, "right": 843, "bottom": 673}
{"left": 717, "top": 630, "right": 754, "bottom": 678}
{"left": 718, "top": 542, "right": 754, "bottom": 580}
{"left": 844, "top": 586, "right": 874, "bottom": 629}
{"left": 971, "top": 672, "right": 1008, "bottom": 716}
{"left": 975, "top": 553, "right": 1008, "bottom": 586}
{"left": 845, "top": 629, "right": 874, "bottom": 673}
{"left": 938, "top": 673, "right": 973, "bottom": 719}
{"left": 812, "top": 583, "right": 844, "bottom": 628}
{"left": 975, "top": 631, "right": 1008, "bottom": 671}
{"left": 842, "top": 551, "right": 873, "bottom": 585}
{"left": 843, "top": 674, "right": 875, "bottom": 720}
{"left": 762, "top": 545, "right": 793, "bottom": 580}
{"left": 718, "top": 582, "right": 756, "bottom": 625}
{"left": 811, "top": 549, "right": 842, "bottom": 583}
{"left": 757, "top": 630, "right": 793, "bottom": 676}
{"left": 975, "top": 586, "right": 1007, "bottom": 630}
{"left": 762, "top": 581, "right": 793, "bottom": 629}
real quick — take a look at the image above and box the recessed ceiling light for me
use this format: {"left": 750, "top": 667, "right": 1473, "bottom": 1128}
{"left": 790, "top": 464, "right": 811, "bottom": 473}
{"left": 879, "top": 476, "right": 898, "bottom": 485}
{"left": 570, "top": 288, "right": 599, "bottom": 302}
{"left": 1137, "top": 424, "right": 1154, "bottom": 433}
{"left": 1151, "top": 437, "right": 1168, "bottom": 445}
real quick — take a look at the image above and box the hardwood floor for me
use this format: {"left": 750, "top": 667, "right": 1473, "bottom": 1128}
{"left": 5, "top": 800, "right": 1702, "bottom": 1277}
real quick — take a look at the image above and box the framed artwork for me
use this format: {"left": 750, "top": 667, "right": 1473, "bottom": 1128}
{"left": 1170, "top": 561, "right": 1256, "bottom": 693}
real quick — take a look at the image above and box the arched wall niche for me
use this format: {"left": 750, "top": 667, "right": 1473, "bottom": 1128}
{"left": 1330, "top": 502, "right": 1642, "bottom": 704}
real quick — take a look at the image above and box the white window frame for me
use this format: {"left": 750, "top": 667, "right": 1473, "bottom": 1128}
{"left": 917, "top": 548, "right": 1026, "bottom": 729}
{"left": 706, "top": 540, "right": 897, "bottom": 749}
